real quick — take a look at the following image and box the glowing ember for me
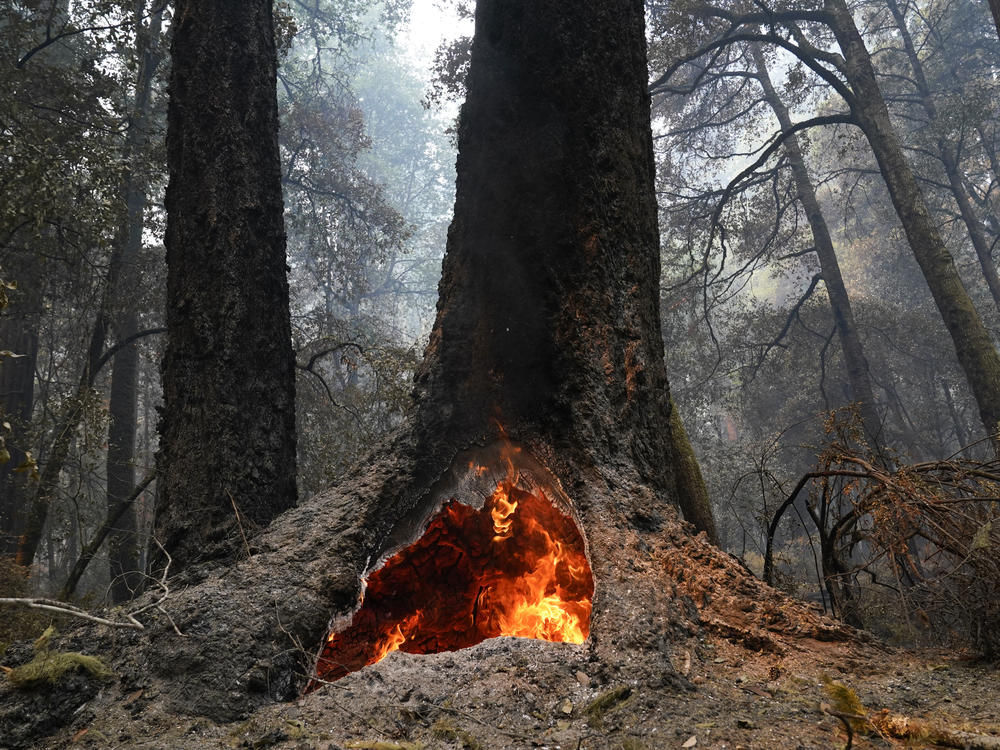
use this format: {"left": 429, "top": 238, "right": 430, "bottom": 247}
{"left": 315, "top": 464, "right": 593, "bottom": 683}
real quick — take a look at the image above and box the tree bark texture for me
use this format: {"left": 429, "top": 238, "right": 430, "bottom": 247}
{"left": 750, "top": 45, "right": 884, "bottom": 451}
{"left": 154, "top": 0, "right": 297, "bottom": 574}
{"left": 826, "top": 0, "right": 1000, "bottom": 442}
{"left": 36, "top": 0, "right": 717, "bottom": 724}
{"left": 412, "top": 0, "right": 680, "bottom": 509}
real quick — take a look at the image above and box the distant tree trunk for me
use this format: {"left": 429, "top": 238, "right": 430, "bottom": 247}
{"left": 826, "top": 0, "right": 1000, "bottom": 443}
{"left": 106, "top": 1, "right": 162, "bottom": 603}
{"left": 885, "top": 0, "right": 1000, "bottom": 315}
{"left": 750, "top": 45, "right": 884, "bottom": 452}
{"left": 0, "top": 260, "right": 42, "bottom": 556}
{"left": 153, "top": 0, "right": 297, "bottom": 574}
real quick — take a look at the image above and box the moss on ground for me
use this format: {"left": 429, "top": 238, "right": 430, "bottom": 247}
{"left": 3, "top": 625, "right": 111, "bottom": 689}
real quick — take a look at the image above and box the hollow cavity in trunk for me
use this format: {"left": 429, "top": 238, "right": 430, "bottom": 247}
{"left": 315, "top": 440, "right": 594, "bottom": 683}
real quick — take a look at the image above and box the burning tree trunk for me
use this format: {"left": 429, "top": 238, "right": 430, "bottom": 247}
{"left": 9, "top": 0, "right": 765, "bottom": 731}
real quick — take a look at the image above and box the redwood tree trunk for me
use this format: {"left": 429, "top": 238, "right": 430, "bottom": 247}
{"left": 826, "top": 0, "right": 1000, "bottom": 443}
{"left": 153, "top": 0, "right": 297, "bottom": 574}
{"left": 412, "top": 0, "right": 678, "bottom": 502}
{"left": 97, "top": 0, "right": 699, "bottom": 720}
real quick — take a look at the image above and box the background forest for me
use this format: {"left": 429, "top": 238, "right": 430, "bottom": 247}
{"left": 2, "top": 0, "right": 1000, "bottom": 657}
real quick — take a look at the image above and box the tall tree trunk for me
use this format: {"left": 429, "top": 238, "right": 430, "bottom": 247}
{"left": 826, "top": 0, "right": 1000, "bottom": 443}
{"left": 885, "top": 0, "right": 1000, "bottom": 314}
{"left": 106, "top": 1, "right": 162, "bottom": 603}
{"left": 750, "top": 44, "right": 884, "bottom": 451}
{"left": 153, "top": 0, "right": 297, "bottom": 575}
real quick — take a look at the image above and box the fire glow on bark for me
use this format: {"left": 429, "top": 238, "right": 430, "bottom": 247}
{"left": 315, "top": 453, "right": 594, "bottom": 683}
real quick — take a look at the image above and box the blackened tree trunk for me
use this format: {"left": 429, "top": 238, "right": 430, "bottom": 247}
{"left": 988, "top": 0, "right": 1000, "bottom": 42}
{"left": 153, "top": 0, "right": 297, "bottom": 574}
{"left": 106, "top": 1, "right": 162, "bottom": 603}
{"left": 412, "top": 0, "right": 677, "bottom": 504}
{"left": 826, "top": 0, "right": 1000, "bottom": 443}
{"left": 750, "top": 45, "right": 884, "bottom": 451}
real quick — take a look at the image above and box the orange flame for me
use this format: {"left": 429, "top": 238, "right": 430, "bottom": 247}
{"left": 315, "top": 444, "right": 593, "bottom": 684}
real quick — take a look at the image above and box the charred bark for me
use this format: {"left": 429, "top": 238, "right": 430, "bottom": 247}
{"left": 153, "top": 0, "right": 297, "bottom": 574}
{"left": 103, "top": 0, "right": 691, "bottom": 720}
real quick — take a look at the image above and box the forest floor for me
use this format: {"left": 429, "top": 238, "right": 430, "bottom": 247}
{"left": 29, "top": 611, "right": 999, "bottom": 750}
{"left": 12, "top": 528, "right": 1000, "bottom": 750}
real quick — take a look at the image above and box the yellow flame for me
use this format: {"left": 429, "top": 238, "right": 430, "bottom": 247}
{"left": 491, "top": 485, "right": 518, "bottom": 539}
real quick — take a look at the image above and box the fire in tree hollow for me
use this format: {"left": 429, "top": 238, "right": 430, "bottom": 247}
{"left": 316, "top": 446, "right": 594, "bottom": 683}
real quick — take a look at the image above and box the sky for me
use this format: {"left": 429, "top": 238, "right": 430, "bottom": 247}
{"left": 398, "top": 0, "right": 470, "bottom": 69}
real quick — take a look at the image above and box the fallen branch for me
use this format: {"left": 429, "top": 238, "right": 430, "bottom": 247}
{"left": 1, "top": 538, "right": 183, "bottom": 636}
{"left": 870, "top": 710, "right": 1000, "bottom": 750}
{"left": 0, "top": 597, "right": 143, "bottom": 630}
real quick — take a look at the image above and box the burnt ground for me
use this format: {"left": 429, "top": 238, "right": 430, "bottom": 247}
{"left": 4, "top": 528, "right": 999, "bottom": 750}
